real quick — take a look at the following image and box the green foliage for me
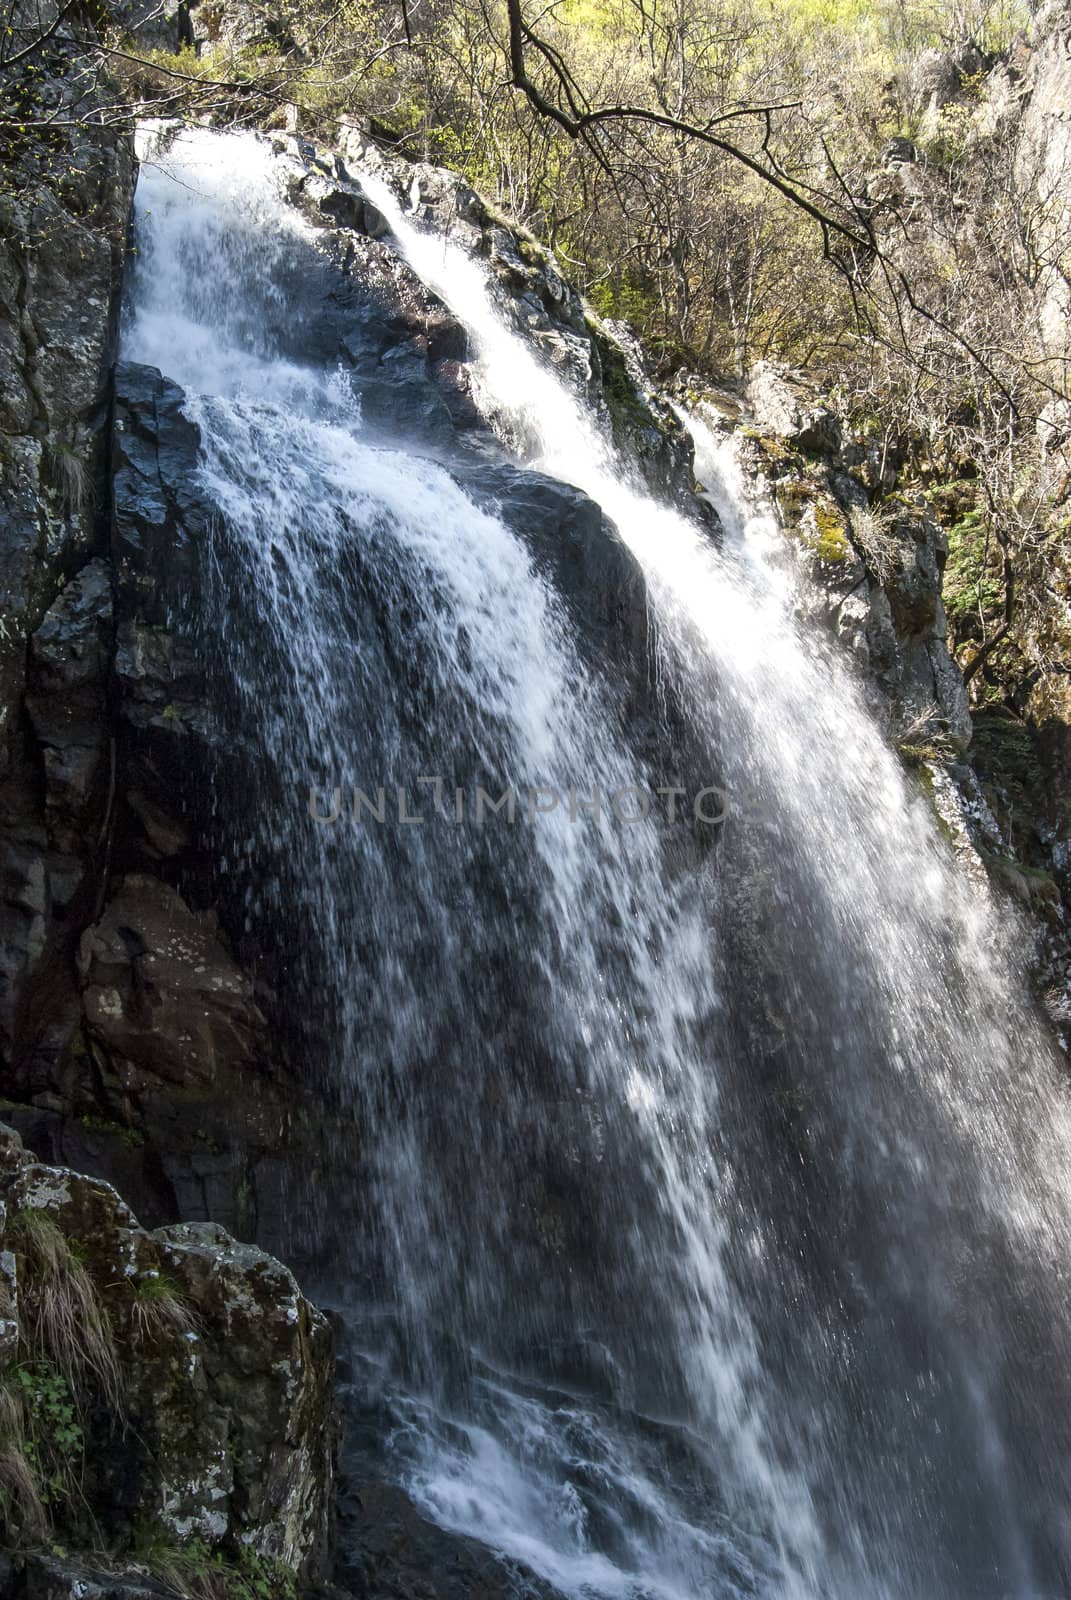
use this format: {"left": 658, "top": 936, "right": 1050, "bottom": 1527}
{"left": 0, "top": 1208, "right": 124, "bottom": 1545}
{"left": 132, "top": 1529, "right": 299, "bottom": 1600}
{"left": 942, "top": 509, "right": 1003, "bottom": 628}
{"left": 126, "top": 43, "right": 222, "bottom": 81}
{"left": 11, "top": 1366, "right": 83, "bottom": 1490}
{"left": 0, "top": 1359, "right": 85, "bottom": 1543}
{"left": 131, "top": 1271, "right": 181, "bottom": 1303}
{"left": 970, "top": 711, "right": 1043, "bottom": 818}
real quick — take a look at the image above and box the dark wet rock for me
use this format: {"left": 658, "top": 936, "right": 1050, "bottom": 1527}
{"left": 110, "top": 363, "right": 217, "bottom": 852}
{"left": 0, "top": 2, "right": 134, "bottom": 1069}
{"left": 0, "top": 19, "right": 133, "bottom": 759}
{"left": 460, "top": 459, "right": 651, "bottom": 700}
{"left": 335, "top": 1479, "right": 555, "bottom": 1600}
{"left": 78, "top": 874, "right": 264, "bottom": 1089}
{"left": 26, "top": 559, "right": 113, "bottom": 849}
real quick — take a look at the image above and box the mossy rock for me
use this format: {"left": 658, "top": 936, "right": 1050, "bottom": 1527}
{"left": 740, "top": 429, "right": 798, "bottom": 466}
{"left": 0, "top": 1128, "right": 335, "bottom": 1579}
{"left": 517, "top": 236, "right": 548, "bottom": 267}
{"left": 800, "top": 498, "right": 853, "bottom": 563}
{"left": 773, "top": 479, "right": 813, "bottom": 517}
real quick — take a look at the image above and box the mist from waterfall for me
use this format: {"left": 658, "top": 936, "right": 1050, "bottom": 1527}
{"left": 124, "top": 127, "right": 1071, "bottom": 1600}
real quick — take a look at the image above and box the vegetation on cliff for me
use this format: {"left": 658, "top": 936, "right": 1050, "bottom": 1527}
{"left": 5, "top": 0, "right": 1067, "bottom": 746}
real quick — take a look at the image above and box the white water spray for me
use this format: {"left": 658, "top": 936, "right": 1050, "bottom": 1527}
{"left": 121, "top": 126, "right": 1071, "bottom": 1600}
{"left": 357, "top": 163, "right": 1071, "bottom": 1597}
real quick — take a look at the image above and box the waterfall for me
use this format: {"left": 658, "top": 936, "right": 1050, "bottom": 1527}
{"left": 124, "top": 127, "right": 1071, "bottom": 1599}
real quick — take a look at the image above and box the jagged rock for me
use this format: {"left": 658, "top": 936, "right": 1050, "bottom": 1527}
{"left": 152, "top": 1220, "right": 335, "bottom": 1567}
{"left": 0, "top": 4, "right": 134, "bottom": 1069}
{"left": 110, "top": 364, "right": 218, "bottom": 869}
{"left": 746, "top": 363, "right": 841, "bottom": 455}
{"left": 7, "top": 1553, "right": 175, "bottom": 1598}
{"left": 0, "top": 16, "right": 133, "bottom": 775}
{"left": 336, "top": 1479, "right": 556, "bottom": 1600}
{"left": 721, "top": 403, "right": 972, "bottom": 750}
{"left": 0, "top": 1123, "right": 335, "bottom": 1581}
{"left": 111, "top": 364, "right": 212, "bottom": 741}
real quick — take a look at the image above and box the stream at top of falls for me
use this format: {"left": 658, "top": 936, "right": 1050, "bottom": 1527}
{"left": 124, "top": 126, "right": 1071, "bottom": 1599}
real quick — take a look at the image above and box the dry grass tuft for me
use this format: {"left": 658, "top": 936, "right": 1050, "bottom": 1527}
{"left": 849, "top": 503, "right": 903, "bottom": 585}
{"left": 0, "top": 1378, "right": 45, "bottom": 1539}
{"left": 8, "top": 1210, "right": 122, "bottom": 1414}
{"left": 44, "top": 444, "right": 91, "bottom": 515}
{"left": 129, "top": 1274, "right": 198, "bottom": 1347}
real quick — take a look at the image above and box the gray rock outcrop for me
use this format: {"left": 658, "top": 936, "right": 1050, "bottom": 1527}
{"left": 0, "top": 1123, "right": 334, "bottom": 1588}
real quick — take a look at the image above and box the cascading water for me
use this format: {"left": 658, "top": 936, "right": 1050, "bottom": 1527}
{"left": 123, "top": 126, "right": 1071, "bottom": 1599}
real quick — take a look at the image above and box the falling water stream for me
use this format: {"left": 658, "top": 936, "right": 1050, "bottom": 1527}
{"left": 124, "top": 128, "right": 1071, "bottom": 1599}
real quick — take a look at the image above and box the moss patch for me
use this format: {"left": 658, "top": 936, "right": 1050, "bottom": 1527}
{"left": 790, "top": 497, "right": 853, "bottom": 563}
{"left": 943, "top": 507, "right": 1003, "bottom": 628}
{"left": 970, "top": 712, "right": 1044, "bottom": 827}
{"left": 811, "top": 500, "right": 852, "bottom": 561}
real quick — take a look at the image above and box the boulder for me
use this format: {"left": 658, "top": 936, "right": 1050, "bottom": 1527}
{"left": 0, "top": 1123, "right": 335, "bottom": 1583}
{"left": 152, "top": 1220, "right": 335, "bottom": 1570}
{"left": 746, "top": 363, "right": 841, "bottom": 455}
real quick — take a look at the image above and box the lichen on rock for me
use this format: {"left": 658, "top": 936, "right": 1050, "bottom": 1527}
{"left": 0, "top": 1124, "right": 335, "bottom": 1592}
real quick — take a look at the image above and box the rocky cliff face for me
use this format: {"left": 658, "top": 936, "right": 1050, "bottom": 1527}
{"left": 1, "top": 85, "right": 668, "bottom": 1594}
{"left": 3, "top": 0, "right": 1070, "bottom": 1587}
{"left": 0, "top": 0, "right": 135, "bottom": 1082}
{"left": 683, "top": 357, "right": 1071, "bottom": 1043}
{"left": 700, "top": 363, "right": 972, "bottom": 752}
{"left": 0, "top": 6, "right": 348, "bottom": 1588}
{"left": 867, "top": 6, "right": 1071, "bottom": 1038}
